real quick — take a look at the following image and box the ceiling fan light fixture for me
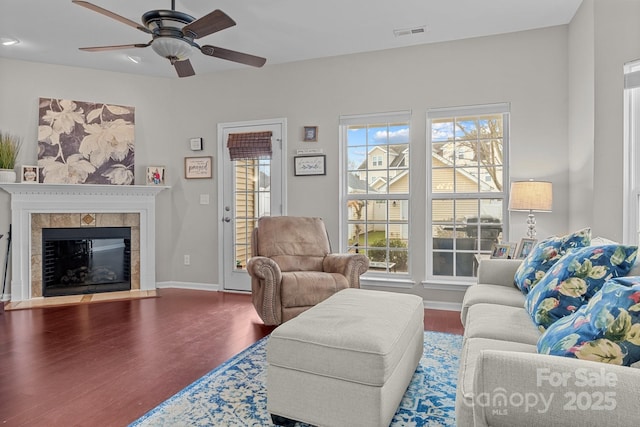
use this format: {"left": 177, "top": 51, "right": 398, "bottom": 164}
{"left": 151, "top": 37, "right": 193, "bottom": 61}
{"left": 73, "top": 2, "right": 266, "bottom": 75}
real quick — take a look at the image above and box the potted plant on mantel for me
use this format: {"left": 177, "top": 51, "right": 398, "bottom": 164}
{"left": 0, "top": 131, "right": 21, "bottom": 183}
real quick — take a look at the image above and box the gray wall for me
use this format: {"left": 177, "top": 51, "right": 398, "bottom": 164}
{"left": 3, "top": 4, "right": 631, "bottom": 306}
{"left": 567, "top": 0, "right": 640, "bottom": 242}
{"left": 0, "top": 60, "right": 178, "bottom": 281}
{"left": 592, "top": 0, "right": 640, "bottom": 241}
{"left": 169, "top": 25, "right": 570, "bottom": 307}
{"left": 568, "top": 0, "right": 595, "bottom": 232}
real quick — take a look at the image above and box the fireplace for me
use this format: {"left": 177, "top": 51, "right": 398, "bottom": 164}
{"left": 0, "top": 183, "right": 167, "bottom": 303}
{"left": 42, "top": 227, "right": 132, "bottom": 297}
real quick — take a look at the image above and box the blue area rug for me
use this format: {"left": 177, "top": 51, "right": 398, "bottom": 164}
{"left": 130, "top": 331, "right": 462, "bottom": 426}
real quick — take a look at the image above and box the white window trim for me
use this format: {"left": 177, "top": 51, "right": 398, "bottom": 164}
{"left": 339, "top": 110, "right": 411, "bottom": 279}
{"left": 425, "top": 103, "right": 510, "bottom": 285}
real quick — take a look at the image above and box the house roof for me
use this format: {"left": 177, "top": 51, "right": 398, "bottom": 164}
{"left": 347, "top": 172, "right": 374, "bottom": 194}
{"left": 357, "top": 144, "right": 407, "bottom": 170}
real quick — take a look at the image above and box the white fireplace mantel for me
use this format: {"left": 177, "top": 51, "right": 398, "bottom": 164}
{"left": 0, "top": 183, "right": 169, "bottom": 302}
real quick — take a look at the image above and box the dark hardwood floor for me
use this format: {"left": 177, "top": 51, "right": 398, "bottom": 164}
{"left": 0, "top": 289, "right": 463, "bottom": 426}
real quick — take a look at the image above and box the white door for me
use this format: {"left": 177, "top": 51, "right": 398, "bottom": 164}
{"left": 218, "top": 118, "right": 286, "bottom": 291}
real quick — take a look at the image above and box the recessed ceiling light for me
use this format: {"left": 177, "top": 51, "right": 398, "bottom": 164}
{"left": 127, "top": 55, "right": 142, "bottom": 64}
{"left": 1, "top": 37, "right": 20, "bottom": 46}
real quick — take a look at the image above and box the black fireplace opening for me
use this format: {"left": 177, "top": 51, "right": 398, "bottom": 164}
{"left": 42, "top": 227, "right": 132, "bottom": 297}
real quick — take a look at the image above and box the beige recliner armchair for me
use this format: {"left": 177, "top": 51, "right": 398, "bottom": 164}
{"left": 246, "top": 216, "right": 369, "bottom": 325}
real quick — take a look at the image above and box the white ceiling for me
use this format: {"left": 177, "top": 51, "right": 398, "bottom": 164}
{"left": 0, "top": 0, "right": 583, "bottom": 79}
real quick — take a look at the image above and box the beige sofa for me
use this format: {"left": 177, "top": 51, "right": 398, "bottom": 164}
{"left": 456, "top": 258, "right": 640, "bottom": 427}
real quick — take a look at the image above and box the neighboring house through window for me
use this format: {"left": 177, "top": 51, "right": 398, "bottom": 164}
{"left": 340, "top": 111, "right": 410, "bottom": 275}
{"left": 233, "top": 158, "right": 271, "bottom": 269}
{"left": 339, "top": 106, "right": 507, "bottom": 283}
{"left": 427, "top": 103, "right": 509, "bottom": 281}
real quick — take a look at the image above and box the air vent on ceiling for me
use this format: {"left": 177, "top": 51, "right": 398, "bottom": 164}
{"left": 393, "top": 26, "right": 427, "bottom": 37}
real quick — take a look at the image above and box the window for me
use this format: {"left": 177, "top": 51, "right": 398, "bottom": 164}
{"left": 233, "top": 158, "right": 271, "bottom": 269}
{"left": 624, "top": 60, "right": 640, "bottom": 244}
{"left": 427, "top": 104, "right": 509, "bottom": 280}
{"left": 228, "top": 131, "right": 273, "bottom": 269}
{"left": 340, "top": 111, "right": 411, "bottom": 274}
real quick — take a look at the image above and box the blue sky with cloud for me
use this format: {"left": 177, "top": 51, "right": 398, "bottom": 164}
{"left": 347, "top": 124, "right": 409, "bottom": 169}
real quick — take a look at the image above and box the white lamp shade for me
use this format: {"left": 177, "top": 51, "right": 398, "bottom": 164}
{"left": 508, "top": 180, "right": 553, "bottom": 212}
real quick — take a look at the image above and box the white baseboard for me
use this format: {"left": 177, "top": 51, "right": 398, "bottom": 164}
{"left": 154, "top": 282, "right": 462, "bottom": 311}
{"left": 423, "top": 300, "right": 462, "bottom": 312}
{"left": 156, "top": 281, "right": 220, "bottom": 292}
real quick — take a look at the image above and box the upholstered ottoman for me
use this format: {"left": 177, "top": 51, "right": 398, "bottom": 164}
{"left": 266, "top": 288, "right": 424, "bottom": 427}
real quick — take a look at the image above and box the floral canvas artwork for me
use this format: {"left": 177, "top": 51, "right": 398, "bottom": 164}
{"left": 37, "top": 97, "right": 135, "bottom": 184}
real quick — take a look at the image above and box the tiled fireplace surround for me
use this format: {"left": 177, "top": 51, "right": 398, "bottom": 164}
{"left": 30, "top": 212, "right": 141, "bottom": 298}
{"left": 0, "top": 183, "right": 167, "bottom": 303}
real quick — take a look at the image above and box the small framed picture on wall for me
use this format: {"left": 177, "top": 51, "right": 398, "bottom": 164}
{"left": 189, "top": 137, "right": 203, "bottom": 151}
{"left": 303, "top": 126, "right": 318, "bottom": 142}
{"left": 294, "top": 155, "right": 326, "bottom": 176}
{"left": 185, "top": 156, "right": 213, "bottom": 179}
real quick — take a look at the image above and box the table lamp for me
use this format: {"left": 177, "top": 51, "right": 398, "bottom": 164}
{"left": 508, "top": 180, "right": 553, "bottom": 238}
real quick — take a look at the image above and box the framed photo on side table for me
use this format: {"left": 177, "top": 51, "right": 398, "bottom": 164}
{"left": 490, "top": 243, "right": 511, "bottom": 259}
{"left": 505, "top": 241, "right": 518, "bottom": 258}
{"left": 515, "top": 238, "right": 538, "bottom": 259}
{"left": 185, "top": 156, "right": 213, "bottom": 179}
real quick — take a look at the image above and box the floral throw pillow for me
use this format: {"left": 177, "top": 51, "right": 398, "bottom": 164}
{"left": 514, "top": 228, "right": 591, "bottom": 294}
{"left": 538, "top": 277, "right": 640, "bottom": 366}
{"left": 525, "top": 244, "right": 638, "bottom": 331}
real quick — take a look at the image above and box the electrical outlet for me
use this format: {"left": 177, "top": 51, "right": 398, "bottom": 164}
{"left": 184, "top": 254, "right": 190, "bottom": 265}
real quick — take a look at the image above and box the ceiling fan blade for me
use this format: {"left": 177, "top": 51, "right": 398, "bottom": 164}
{"left": 182, "top": 10, "right": 236, "bottom": 39}
{"left": 72, "top": 1, "right": 151, "bottom": 34}
{"left": 200, "top": 45, "right": 266, "bottom": 68}
{"left": 79, "top": 43, "right": 150, "bottom": 52}
{"left": 174, "top": 59, "right": 196, "bottom": 78}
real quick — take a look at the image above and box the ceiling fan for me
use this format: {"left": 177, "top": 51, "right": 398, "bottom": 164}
{"left": 72, "top": 0, "right": 266, "bottom": 77}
